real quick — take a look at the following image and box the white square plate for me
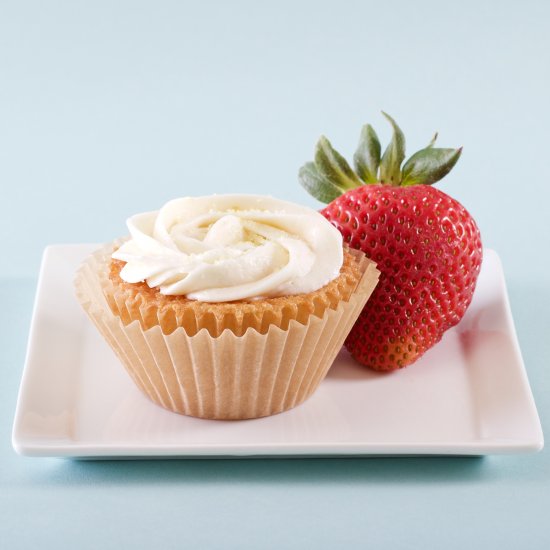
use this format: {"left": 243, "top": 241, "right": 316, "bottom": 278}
{"left": 12, "top": 245, "right": 543, "bottom": 458}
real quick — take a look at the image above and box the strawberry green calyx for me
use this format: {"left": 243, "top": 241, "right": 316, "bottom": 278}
{"left": 298, "top": 136, "right": 362, "bottom": 203}
{"left": 379, "top": 111, "right": 406, "bottom": 185}
{"left": 353, "top": 124, "right": 381, "bottom": 183}
{"left": 401, "top": 145, "right": 462, "bottom": 186}
{"left": 299, "top": 113, "right": 462, "bottom": 203}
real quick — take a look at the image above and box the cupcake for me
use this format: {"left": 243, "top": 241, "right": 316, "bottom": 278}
{"left": 75, "top": 194, "right": 379, "bottom": 419}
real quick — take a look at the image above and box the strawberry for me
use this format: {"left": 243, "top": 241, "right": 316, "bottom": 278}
{"left": 299, "top": 113, "right": 482, "bottom": 371}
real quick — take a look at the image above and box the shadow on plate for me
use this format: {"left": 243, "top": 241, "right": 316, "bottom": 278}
{"left": 326, "top": 350, "right": 389, "bottom": 381}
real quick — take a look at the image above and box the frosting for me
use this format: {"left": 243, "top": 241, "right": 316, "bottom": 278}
{"left": 112, "top": 194, "right": 343, "bottom": 302}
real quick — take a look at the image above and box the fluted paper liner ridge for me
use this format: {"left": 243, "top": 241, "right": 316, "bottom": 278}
{"left": 75, "top": 242, "right": 379, "bottom": 419}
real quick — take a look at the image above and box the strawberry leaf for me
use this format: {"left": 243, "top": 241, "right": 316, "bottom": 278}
{"left": 298, "top": 162, "right": 345, "bottom": 204}
{"left": 379, "top": 112, "right": 406, "bottom": 185}
{"left": 401, "top": 147, "right": 462, "bottom": 186}
{"left": 353, "top": 124, "right": 381, "bottom": 184}
{"left": 315, "top": 136, "right": 362, "bottom": 191}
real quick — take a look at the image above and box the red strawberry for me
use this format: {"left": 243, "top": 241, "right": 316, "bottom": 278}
{"left": 299, "top": 113, "right": 482, "bottom": 371}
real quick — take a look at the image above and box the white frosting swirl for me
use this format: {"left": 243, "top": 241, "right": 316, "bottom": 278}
{"left": 112, "top": 194, "right": 343, "bottom": 302}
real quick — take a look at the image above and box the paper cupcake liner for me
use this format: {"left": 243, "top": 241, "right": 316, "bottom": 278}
{"left": 75, "top": 243, "right": 379, "bottom": 419}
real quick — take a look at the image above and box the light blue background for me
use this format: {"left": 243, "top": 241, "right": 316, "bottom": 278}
{"left": 1, "top": 1, "right": 549, "bottom": 548}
